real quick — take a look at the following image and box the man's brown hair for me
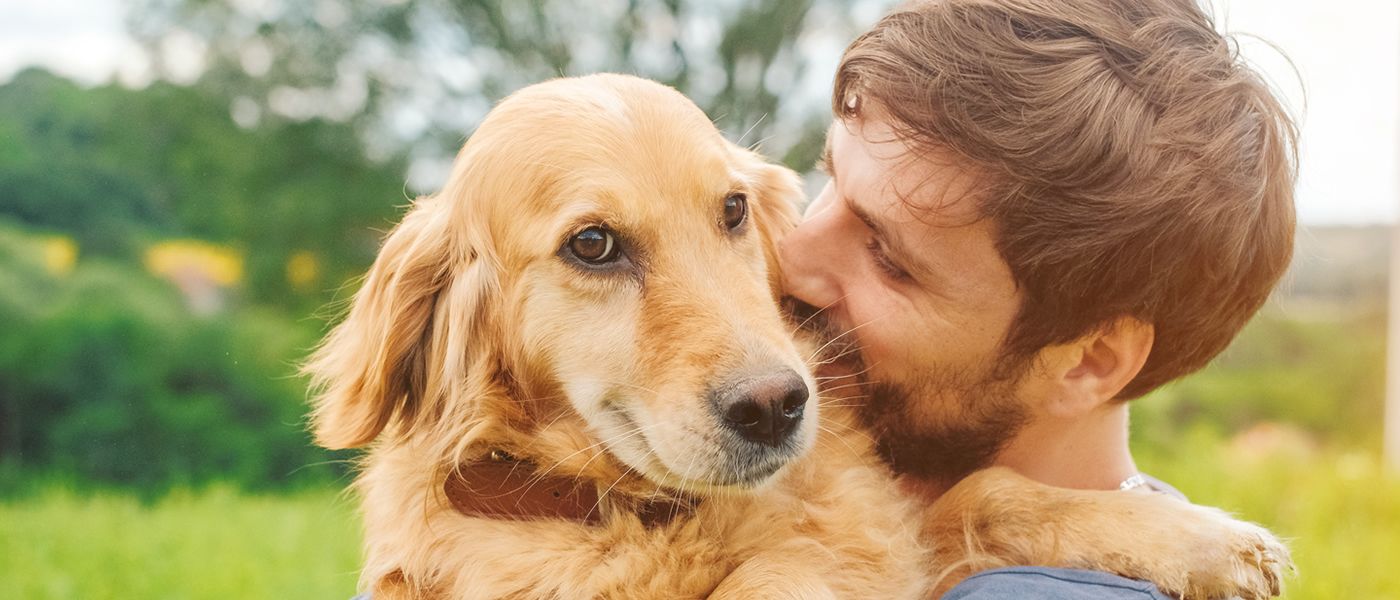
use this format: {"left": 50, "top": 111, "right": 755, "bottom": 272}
{"left": 833, "top": 0, "right": 1298, "bottom": 398}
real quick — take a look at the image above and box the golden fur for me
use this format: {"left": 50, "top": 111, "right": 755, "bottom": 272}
{"left": 306, "top": 74, "right": 1289, "bottom": 599}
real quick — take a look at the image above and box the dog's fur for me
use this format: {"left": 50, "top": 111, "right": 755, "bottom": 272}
{"left": 306, "top": 74, "right": 1288, "bottom": 599}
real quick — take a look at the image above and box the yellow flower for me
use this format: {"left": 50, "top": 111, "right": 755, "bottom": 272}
{"left": 41, "top": 235, "right": 78, "bottom": 276}
{"left": 144, "top": 240, "right": 243, "bottom": 286}
{"left": 286, "top": 250, "right": 320, "bottom": 290}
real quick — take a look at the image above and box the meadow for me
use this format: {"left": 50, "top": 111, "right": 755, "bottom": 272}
{"left": 0, "top": 485, "right": 362, "bottom": 599}
{"left": 3, "top": 433, "right": 1397, "bottom": 599}
{"left": 1134, "top": 432, "right": 1400, "bottom": 599}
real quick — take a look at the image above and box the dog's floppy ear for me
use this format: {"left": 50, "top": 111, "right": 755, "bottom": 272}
{"left": 304, "top": 196, "right": 480, "bottom": 449}
{"left": 744, "top": 155, "right": 804, "bottom": 300}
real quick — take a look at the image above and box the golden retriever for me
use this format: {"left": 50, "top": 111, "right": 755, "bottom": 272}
{"left": 305, "top": 74, "right": 1289, "bottom": 599}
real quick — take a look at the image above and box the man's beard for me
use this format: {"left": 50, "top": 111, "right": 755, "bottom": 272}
{"left": 785, "top": 296, "right": 1030, "bottom": 486}
{"left": 858, "top": 365, "right": 1029, "bottom": 486}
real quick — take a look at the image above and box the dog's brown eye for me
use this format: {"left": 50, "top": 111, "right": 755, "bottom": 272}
{"left": 723, "top": 193, "right": 747, "bottom": 230}
{"left": 569, "top": 227, "right": 618, "bottom": 264}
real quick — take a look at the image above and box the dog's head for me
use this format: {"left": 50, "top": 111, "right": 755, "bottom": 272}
{"left": 306, "top": 74, "right": 811, "bottom": 491}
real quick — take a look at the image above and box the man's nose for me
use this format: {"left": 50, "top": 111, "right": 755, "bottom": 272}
{"left": 779, "top": 182, "right": 845, "bottom": 311}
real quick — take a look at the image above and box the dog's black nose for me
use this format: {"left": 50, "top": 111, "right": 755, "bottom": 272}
{"left": 715, "top": 369, "right": 808, "bottom": 447}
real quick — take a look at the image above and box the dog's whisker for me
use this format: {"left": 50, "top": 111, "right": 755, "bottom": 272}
{"left": 808, "top": 343, "right": 864, "bottom": 367}
{"left": 640, "top": 450, "right": 671, "bottom": 507}
{"left": 735, "top": 112, "right": 768, "bottom": 147}
{"left": 813, "top": 428, "right": 867, "bottom": 461}
{"left": 817, "top": 387, "right": 873, "bottom": 402}
{"left": 813, "top": 363, "right": 876, "bottom": 380}
{"left": 518, "top": 425, "right": 654, "bottom": 497}
{"left": 572, "top": 423, "right": 657, "bottom": 474}
{"left": 584, "top": 465, "right": 638, "bottom": 524}
{"left": 746, "top": 134, "right": 776, "bottom": 152}
{"left": 804, "top": 315, "right": 887, "bottom": 365}
{"left": 813, "top": 367, "right": 878, "bottom": 384}
{"left": 817, "top": 419, "right": 881, "bottom": 447}
{"left": 669, "top": 433, "right": 707, "bottom": 523}
{"left": 787, "top": 293, "right": 850, "bottom": 338}
{"left": 520, "top": 410, "right": 579, "bottom": 454}
{"left": 497, "top": 426, "right": 650, "bottom": 505}
{"left": 817, "top": 380, "right": 879, "bottom": 396}
{"left": 533, "top": 424, "right": 647, "bottom": 478}
{"left": 816, "top": 379, "right": 865, "bottom": 392}
{"left": 816, "top": 400, "right": 868, "bottom": 409}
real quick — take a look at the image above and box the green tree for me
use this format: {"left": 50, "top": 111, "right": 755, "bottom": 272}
{"left": 0, "top": 220, "right": 336, "bottom": 491}
{"left": 0, "top": 68, "right": 410, "bottom": 308}
{"left": 127, "top": 0, "right": 880, "bottom": 171}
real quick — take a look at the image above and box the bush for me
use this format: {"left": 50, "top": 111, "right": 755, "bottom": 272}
{"left": 1134, "top": 309, "right": 1386, "bottom": 451}
{"left": 0, "top": 221, "right": 340, "bottom": 493}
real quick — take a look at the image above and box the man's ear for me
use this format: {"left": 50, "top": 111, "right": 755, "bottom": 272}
{"left": 740, "top": 151, "right": 803, "bottom": 301}
{"left": 1045, "top": 317, "right": 1155, "bottom": 417}
{"left": 303, "top": 196, "right": 480, "bottom": 449}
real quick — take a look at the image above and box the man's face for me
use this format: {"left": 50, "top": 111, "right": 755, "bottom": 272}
{"left": 779, "top": 114, "right": 1032, "bottom": 482}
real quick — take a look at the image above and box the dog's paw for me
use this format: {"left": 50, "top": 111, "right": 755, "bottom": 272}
{"left": 1166, "top": 505, "right": 1293, "bottom": 600}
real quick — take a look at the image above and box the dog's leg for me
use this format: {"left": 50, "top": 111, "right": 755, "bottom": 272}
{"left": 707, "top": 540, "right": 840, "bottom": 600}
{"left": 924, "top": 467, "right": 1291, "bottom": 600}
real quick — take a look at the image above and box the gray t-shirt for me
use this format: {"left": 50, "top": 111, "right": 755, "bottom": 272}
{"left": 943, "top": 566, "right": 1173, "bottom": 599}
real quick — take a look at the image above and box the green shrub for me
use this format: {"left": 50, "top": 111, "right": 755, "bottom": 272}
{"left": 0, "top": 221, "right": 341, "bottom": 493}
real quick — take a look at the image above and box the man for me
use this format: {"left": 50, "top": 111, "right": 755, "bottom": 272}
{"left": 779, "top": 0, "right": 1296, "bottom": 596}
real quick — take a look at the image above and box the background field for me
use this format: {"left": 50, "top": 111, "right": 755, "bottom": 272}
{"left": 0, "top": 487, "right": 361, "bottom": 599}
{"left": 1, "top": 0, "right": 1397, "bottom": 598}
{"left": 3, "top": 431, "right": 1397, "bottom": 599}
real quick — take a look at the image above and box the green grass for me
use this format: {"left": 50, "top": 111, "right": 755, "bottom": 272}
{"left": 0, "top": 485, "right": 362, "bottom": 600}
{"left": 1136, "top": 431, "right": 1400, "bottom": 599}
{"left": 3, "top": 438, "right": 1397, "bottom": 599}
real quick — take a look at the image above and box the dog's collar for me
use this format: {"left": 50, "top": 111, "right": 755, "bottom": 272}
{"left": 443, "top": 449, "right": 696, "bottom": 528}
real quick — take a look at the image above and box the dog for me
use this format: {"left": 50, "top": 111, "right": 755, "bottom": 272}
{"left": 305, "top": 74, "right": 1289, "bottom": 599}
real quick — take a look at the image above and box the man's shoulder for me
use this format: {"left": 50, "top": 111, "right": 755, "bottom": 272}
{"left": 942, "top": 567, "right": 1173, "bottom": 600}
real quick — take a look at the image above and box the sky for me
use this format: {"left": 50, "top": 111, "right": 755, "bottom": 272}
{"left": 1, "top": 0, "right": 1396, "bottom": 225}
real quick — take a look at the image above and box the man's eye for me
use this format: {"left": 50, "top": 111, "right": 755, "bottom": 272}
{"left": 865, "top": 238, "right": 909, "bottom": 281}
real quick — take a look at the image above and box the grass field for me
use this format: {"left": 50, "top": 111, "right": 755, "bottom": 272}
{"left": 1134, "top": 431, "right": 1400, "bottom": 600}
{"left": 0, "top": 486, "right": 362, "bottom": 599}
{"left": 3, "top": 438, "right": 1397, "bottom": 599}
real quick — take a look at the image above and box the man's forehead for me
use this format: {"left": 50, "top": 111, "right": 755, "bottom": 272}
{"left": 827, "top": 116, "right": 984, "bottom": 226}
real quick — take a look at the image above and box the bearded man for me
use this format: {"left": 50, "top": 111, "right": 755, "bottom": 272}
{"left": 779, "top": 0, "right": 1296, "bottom": 596}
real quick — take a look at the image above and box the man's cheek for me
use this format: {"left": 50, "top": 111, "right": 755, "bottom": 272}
{"left": 802, "top": 181, "right": 837, "bottom": 220}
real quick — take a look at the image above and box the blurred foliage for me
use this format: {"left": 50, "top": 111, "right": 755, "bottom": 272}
{"left": 1135, "top": 308, "right": 1387, "bottom": 451}
{"left": 125, "top": 0, "right": 878, "bottom": 171}
{"left": 0, "top": 68, "right": 407, "bottom": 310}
{"left": 0, "top": 220, "right": 339, "bottom": 492}
{"left": 0, "top": 68, "right": 424, "bottom": 492}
